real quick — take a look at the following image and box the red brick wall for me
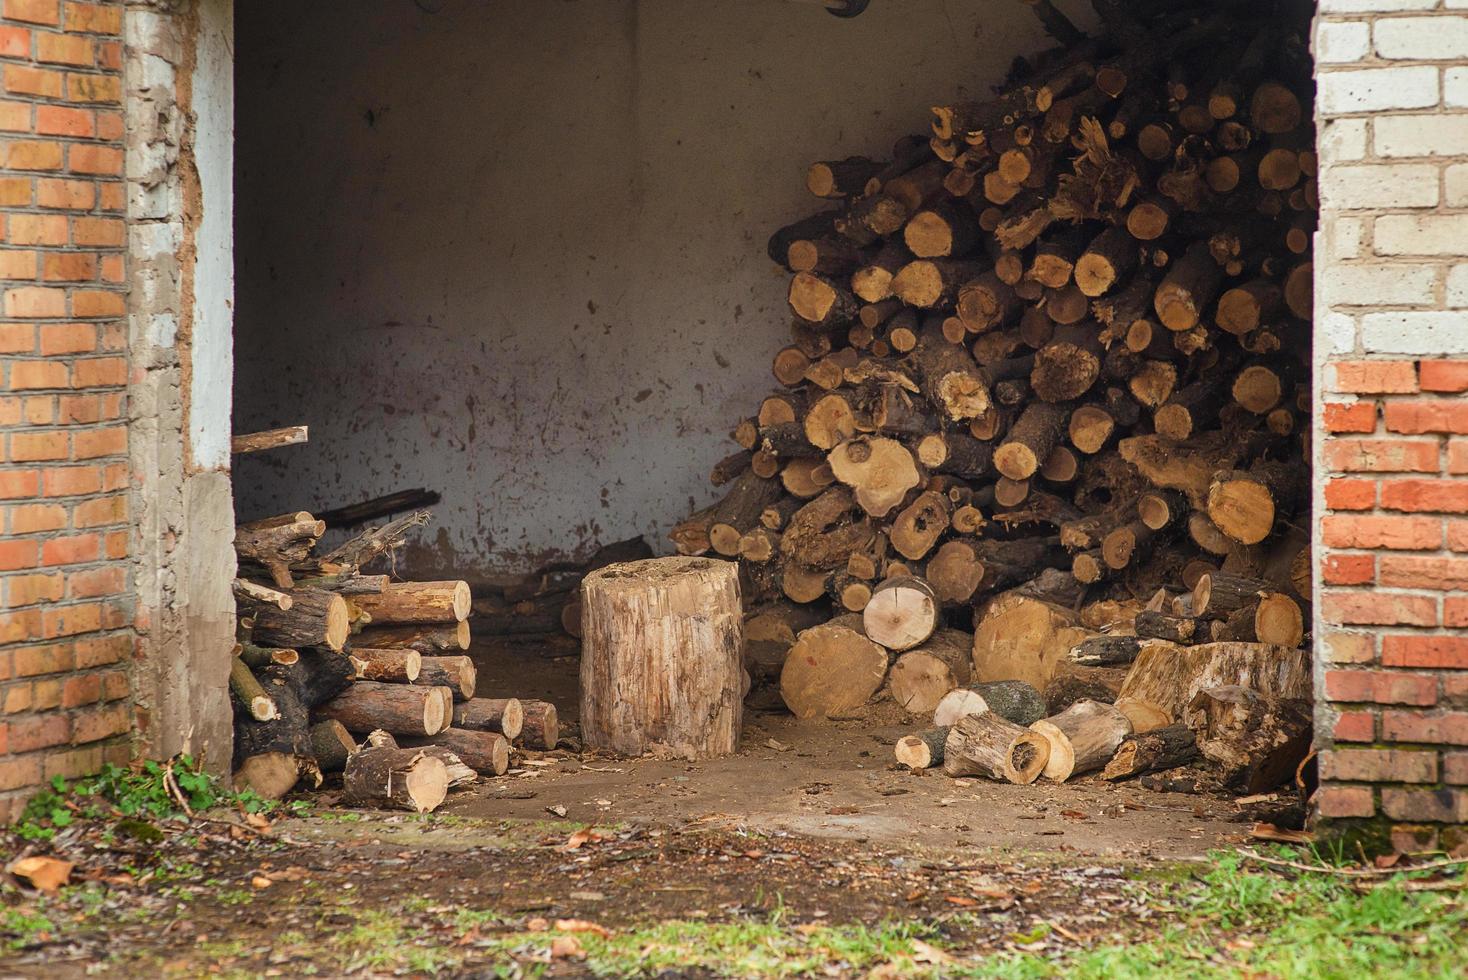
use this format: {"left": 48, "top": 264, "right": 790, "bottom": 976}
{"left": 1319, "top": 359, "right": 1468, "bottom": 851}
{"left": 0, "top": 0, "right": 130, "bottom": 821}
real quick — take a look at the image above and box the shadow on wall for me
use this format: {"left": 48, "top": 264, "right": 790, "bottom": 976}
{"left": 231, "top": 0, "right": 1084, "bottom": 578}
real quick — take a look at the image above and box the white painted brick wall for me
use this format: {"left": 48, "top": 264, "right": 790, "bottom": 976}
{"left": 1317, "top": 21, "right": 1372, "bottom": 63}
{"left": 1320, "top": 163, "right": 1440, "bottom": 208}
{"left": 1361, "top": 311, "right": 1468, "bottom": 353}
{"left": 1319, "top": 263, "right": 1440, "bottom": 306}
{"left": 1319, "top": 67, "right": 1440, "bottom": 113}
{"left": 1374, "top": 17, "right": 1468, "bottom": 60}
{"left": 1374, "top": 214, "right": 1468, "bottom": 256}
{"left": 1374, "top": 114, "right": 1468, "bottom": 157}
{"left": 1317, "top": 8, "right": 1468, "bottom": 359}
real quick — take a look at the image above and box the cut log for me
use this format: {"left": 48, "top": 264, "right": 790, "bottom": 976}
{"left": 926, "top": 539, "right": 985, "bottom": 604}
{"left": 1067, "top": 635, "right": 1143, "bottom": 667}
{"left": 1153, "top": 242, "right": 1223, "bottom": 332}
{"left": 348, "top": 647, "right": 421, "bottom": 683}
{"left": 414, "top": 656, "right": 476, "bottom": 702}
{"left": 1134, "top": 610, "right": 1200, "bottom": 644}
{"left": 235, "top": 512, "right": 324, "bottom": 588}
{"left": 519, "top": 700, "right": 560, "bottom": 751}
{"left": 889, "top": 491, "right": 950, "bottom": 560}
{"left": 341, "top": 746, "right": 450, "bottom": 813}
{"left": 935, "top": 679, "right": 1048, "bottom": 728}
{"left": 231, "top": 425, "right": 308, "bottom": 455}
{"left": 942, "top": 712, "right": 1050, "bottom": 784}
{"left": 827, "top": 437, "right": 922, "bottom": 518}
{"left": 780, "top": 616, "right": 889, "bottom": 719}
{"left": 889, "top": 629, "right": 973, "bottom": 715}
{"left": 1186, "top": 685, "right": 1312, "bottom": 793}
{"left": 1030, "top": 699, "right": 1132, "bottom": 781}
{"left": 1100, "top": 724, "right": 1198, "bottom": 780}
{"left": 995, "top": 402, "right": 1067, "bottom": 480}
{"left": 580, "top": 557, "right": 741, "bottom": 758}
{"left": 971, "top": 592, "right": 1090, "bottom": 691}
{"left": 895, "top": 727, "right": 949, "bottom": 770}
{"left": 402, "top": 728, "right": 510, "bottom": 777}
{"left": 308, "top": 719, "right": 357, "bottom": 773}
{"left": 252, "top": 588, "right": 349, "bottom": 653}
{"left": 911, "top": 326, "right": 993, "bottom": 421}
{"left": 863, "top": 576, "right": 939, "bottom": 651}
{"left": 1207, "top": 462, "right": 1305, "bottom": 546}
{"left": 239, "top": 644, "right": 299, "bottom": 670}
{"left": 355, "top": 621, "right": 470, "bottom": 654}
{"left": 1116, "top": 640, "right": 1312, "bottom": 729}
{"left": 1042, "top": 671, "right": 1122, "bottom": 715}
{"left": 352, "top": 581, "right": 472, "bottom": 625}
{"left": 316, "top": 681, "right": 449, "bottom": 737}
{"left": 230, "top": 656, "right": 277, "bottom": 722}
{"left": 451, "top": 697, "right": 524, "bottom": 741}
{"left": 234, "top": 579, "right": 292, "bottom": 611}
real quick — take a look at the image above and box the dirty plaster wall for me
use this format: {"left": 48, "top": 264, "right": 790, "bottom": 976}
{"left": 232, "top": 0, "right": 1070, "bottom": 578}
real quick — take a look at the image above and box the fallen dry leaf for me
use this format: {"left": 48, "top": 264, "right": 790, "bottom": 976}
{"left": 554, "top": 918, "right": 611, "bottom": 938}
{"left": 7, "top": 856, "right": 73, "bottom": 894}
{"left": 550, "top": 935, "right": 584, "bottom": 959}
{"left": 911, "top": 939, "right": 953, "bottom": 964}
{"left": 1249, "top": 822, "right": 1314, "bottom": 844}
{"left": 525, "top": 917, "right": 550, "bottom": 932}
{"left": 944, "top": 895, "right": 977, "bottom": 907}
{"left": 251, "top": 875, "right": 273, "bottom": 889}
{"left": 545, "top": 804, "right": 568, "bottom": 818}
{"left": 244, "top": 812, "right": 272, "bottom": 831}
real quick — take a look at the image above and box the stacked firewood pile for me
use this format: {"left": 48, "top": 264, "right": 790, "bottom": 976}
{"left": 675, "top": 0, "right": 1316, "bottom": 795}
{"left": 230, "top": 509, "right": 559, "bottom": 813}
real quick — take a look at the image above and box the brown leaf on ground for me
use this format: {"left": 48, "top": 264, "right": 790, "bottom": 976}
{"left": 6, "top": 855, "right": 73, "bottom": 894}
{"left": 550, "top": 935, "right": 584, "bottom": 959}
{"left": 555, "top": 918, "right": 611, "bottom": 937}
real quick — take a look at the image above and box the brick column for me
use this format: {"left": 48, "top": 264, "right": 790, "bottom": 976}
{"left": 1315, "top": 2, "right": 1468, "bottom": 851}
{"left": 0, "top": 0, "right": 131, "bottom": 820}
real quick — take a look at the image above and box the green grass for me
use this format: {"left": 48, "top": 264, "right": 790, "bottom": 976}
{"left": 17, "top": 848, "right": 1466, "bottom": 978}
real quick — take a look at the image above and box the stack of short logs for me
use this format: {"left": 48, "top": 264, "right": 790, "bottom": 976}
{"left": 676, "top": 0, "right": 1317, "bottom": 796}
{"left": 230, "top": 509, "right": 561, "bottom": 812}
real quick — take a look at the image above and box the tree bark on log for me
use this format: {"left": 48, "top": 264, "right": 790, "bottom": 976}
{"left": 1100, "top": 723, "right": 1198, "bottom": 780}
{"left": 316, "top": 681, "right": 450, "bottom": 737}
{"left": 349, "top": 647, "right": 421, "bottom": 683}
{"left": 402, "top": 728, "right": 510, "bottom": 776}
{"left": 451, "top": 698, "right": 524, "bottom": 741}
{"left": 355, "top": 622, "right": 470, "bottom": 654}
{"left": 309, "top": 719, "right": 357, "bottom": 773}
{"left": 341, "top": 746, "right": 450, "bottom": 813}
{"left": 895, "top": 727, "right": 949, "bottom": 770}
{"left": 581, "top": 557, "right": 742, "bottom": 758}
{"left": 519, "top": 700, "right": 561, "bottom": 751}
{"left": 252, "top": 588, "right": 349, "bottom": 653}
{"left": 413, "top": 656, "right": 477, "bottom": 702}
{"left": 352, "top": 581, "right": 472, "bottom": 625}
{"left": 1030, "top": 699, "right": 1133, "bottom": 781}
{"left": 942, "top": 712, "right": 1050, "bottom": 784}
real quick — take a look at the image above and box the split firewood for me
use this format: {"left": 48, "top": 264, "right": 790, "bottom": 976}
{"left": 231, "top": 425, "right": 308, "bottom": 455}
{"left": 233, "top": 579, "right": 293, "bottom": 611}
{"left": 971, "top": 593, "right": 1091, "bottom": 691}
{"left": 1067, "top": 635, "right": 1142, "bottom": 667}
{"left": 942, "top": 712, "right": 1050, "bottom": 785}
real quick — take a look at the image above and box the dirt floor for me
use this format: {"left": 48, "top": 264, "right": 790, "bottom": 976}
{"left": 0, "top": 637, "right": 1302, "bottom": 978}
{"left": 468, "top": 637, "right": 1280, "bottom": 861}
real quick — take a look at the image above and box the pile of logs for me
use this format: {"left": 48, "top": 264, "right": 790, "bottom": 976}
{"left": 675, "top": 0, "right": 1317, "bottom": 796}
{"left": 230, "top": 508, "right": 560, "bottom": 812}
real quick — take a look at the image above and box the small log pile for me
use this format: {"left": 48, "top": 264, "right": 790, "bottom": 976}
{"left": 229, "top": 507, "right": 560, "bottom": 810}
{"left": 674, "top": 0, "right": 1317, "bottom": 796}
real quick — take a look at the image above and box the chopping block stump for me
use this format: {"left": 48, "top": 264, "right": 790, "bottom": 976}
{"left": 580, "top": 556, "right": 743, "bottom": 758}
